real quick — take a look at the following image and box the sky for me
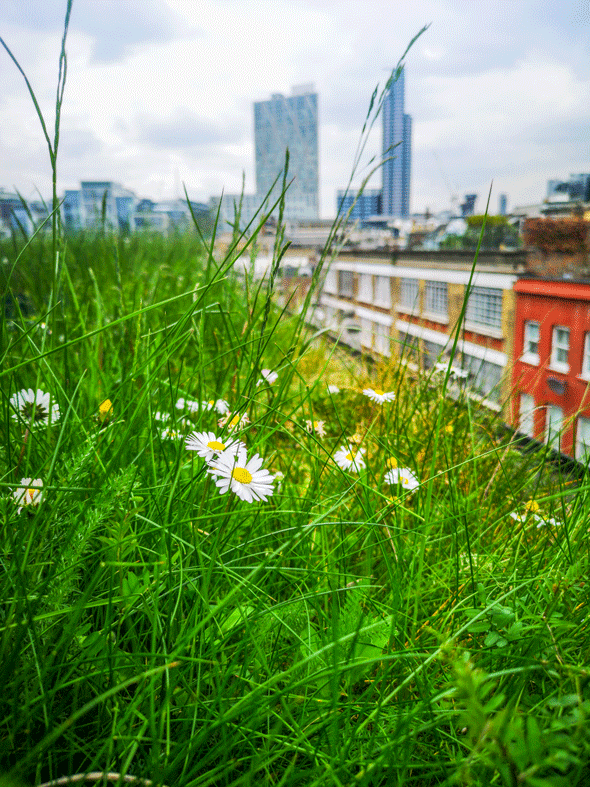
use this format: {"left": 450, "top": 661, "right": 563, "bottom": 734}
{"left": 0, "top": 0, "right": 589, "bottom": 218}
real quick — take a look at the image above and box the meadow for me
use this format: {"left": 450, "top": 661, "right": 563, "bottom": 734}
{"left": 1, "top": 7, "right": 589, "bottom": 785}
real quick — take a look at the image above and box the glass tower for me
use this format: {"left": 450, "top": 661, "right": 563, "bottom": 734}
{"left": 382, "top": 69, "right": 411, "bottom": 217}
{"left": 254, "top": 85, "right": 319, "bottom": 220}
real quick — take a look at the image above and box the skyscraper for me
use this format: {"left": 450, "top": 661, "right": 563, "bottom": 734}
{"left": 254, "top": 85, "right": 319, "bottom": 221}
{"left": 382, "top": 69, "right": 411, "bottom": 217}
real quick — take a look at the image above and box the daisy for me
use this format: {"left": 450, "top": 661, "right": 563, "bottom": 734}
{"left": 327, "top": 384, "right": 340, "bottom": 394}
{"left": 385, "top": 467, "right": 419, "bottom": 492}
{"left": 175, "top": 397, "right": 200, "bottom": 413}
{"left": 154, "top": 411, "right": 170, "bottom": 422}
{"left": 256, "top": 369, "right": 278, "bottom": 386}
{"left": 10, "top": 388, "right": 60, "bottom": 426}
{"left": 185, "top": 431, "right": 244, "bottom": 462}
{"left": 362, "top": 388, "right": 395, "bottom": 404}
{"left": 333, "top": 445, "right": 366, "bottom": 472}
{"left": 207, "top": 446, "right": 275, "bottom": 503}
{"left": 218, "top": 412, "right": 250, "bottom": 431}
{"left": 160, "top": 428, "right": 184, "bottom": 440}
{"left": 306, "top": 420, "right": 326, "bottom": 438}
{"left": 214, "top": 399, "right": 230, "bottom": 415}
{"left": 13, "top": 478, "right": 43, "bottom": 513}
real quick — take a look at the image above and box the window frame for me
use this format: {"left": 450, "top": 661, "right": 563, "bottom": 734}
{"left": 518, "top": 392, "right": 536, "bottom": 437}
{"left": 545, "top": 404, "right": 564, "bottom": 450}
{"left": 521, "top": 321, "right": 540, "bottom": 365}
{"left": 465, "top": 286, "right": 503, "bottom": 330}
{"left": 581, "top": 332, "right": 590, "bottom": 380}
{"left": 398, "top": 278, "right": 419, "bottom": 311}
{"left": 374, "top": 275, "right": 392, "bottom": 307}
{"left": 549, "top": 325, "right": 570, "bottom": 373}
{"left": 424, "top": 280, "right": 448, "bottom": 318}
{"left": 576, "top": 415, "right": 590, "bottom": 462}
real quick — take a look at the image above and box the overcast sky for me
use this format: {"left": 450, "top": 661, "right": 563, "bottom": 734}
{"left": 0, "top": 0, "right": 589, "bottom": 218}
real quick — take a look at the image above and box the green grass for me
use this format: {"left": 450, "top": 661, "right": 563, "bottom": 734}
{"left": 1, "top": 9, "right": 589, "bottom": 786}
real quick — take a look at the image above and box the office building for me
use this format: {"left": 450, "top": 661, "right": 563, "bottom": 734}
{"left": 336, "top": 189, "right": 382, "bottom": 222}
{"left": 254, "top": 85, "right": 319, "bottom": 221}
{"left": 382, "top": 69, "right": 411, "bottom": 218}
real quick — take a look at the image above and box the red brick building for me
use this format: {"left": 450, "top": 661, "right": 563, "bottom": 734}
{"left": 511, "top": 277, "right": 590, "bottom": 460}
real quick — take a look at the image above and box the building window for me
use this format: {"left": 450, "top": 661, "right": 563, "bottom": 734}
{"left": 358, "top": 273, "right": 373, "bottom": 303}
{"left": 576, "top": 416, "right": 590, "bottom": 462}
{"left": 360, "top": 318, "right": 373, "bottom": 348}
{"left": 422, "top": 339, "right": 446, "bottom": 369}
{"left": 323, "top": 269, "right": 337, "bottom": 294}
{"left": 374, "top": 323, "right": 390, "bottom": 356}
{"left": 466, "top": 287, "right": 503, "bottom": 330}
{"left": 338, "top": 270, "right": 354, "bottom": 298}
{"left": 374, "top": 275, "right": 391, "bottom": 307}
{"left": 461, "top": 354, "right": 503, "bottom": 404}
{"left": 399, "top": 278, "right": 419, "bottom": 310}
{"left": 581, "top": 333, "right": 590, "bottom": 379}
{"left": 398, "top": 330, "right": 419, "bottom": 362}
{"left": 545, "top": 404, "right": 564, "bottom": 449}
{"left": 522, "top": 321, "right": 540, "bottom": 365}
{"left": 550, "top": 326, "right": 570, "bottom": 372}
{"left": 424, "top": 281, "right": 448, "bottom": 317}
{"left": 519, "top": 393, "right": 535, "bottom": 437}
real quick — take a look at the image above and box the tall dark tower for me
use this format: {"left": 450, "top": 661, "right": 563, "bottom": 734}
{"left": 382, "top": 68, "right": 411, "bottom": 217}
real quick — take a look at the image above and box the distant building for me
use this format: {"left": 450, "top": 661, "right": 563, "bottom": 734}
{"left": 547, "top": 174, "right": 590, "bottom": 203}
{"left": 499, "top": 193, "right": 508, "bottom": 216}
{"left": 460, "top": 194, "right": 477, "bottom": 217}
{"left": 0, "top": 189, "right": 33, "bottom": 236}
{"left": 511, "top": 276, "right": 590, "bottom": 461}
{"left": 254, "top": 85, "right": 319, "bottom": 221}
{"left": 382, "top": 69, "right": 411, "bottom": 217}
{"left": 80, "top": 181, "right": 137, "bottom": 232}
{"left": 336, "top": 189, "right": 382, "bottom": 223}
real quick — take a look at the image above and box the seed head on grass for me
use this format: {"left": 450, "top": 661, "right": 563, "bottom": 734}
{"left": 98, "top": 398, "right": 113, "bottom": 424}
{"left": 12, "top": 478, "right": 43, "bottom": 513}
{"left": 10, "top": 388, "right": 60, "bottom": 426}
{"left": 207, "top": 446, "right": 275, "bottom": 503}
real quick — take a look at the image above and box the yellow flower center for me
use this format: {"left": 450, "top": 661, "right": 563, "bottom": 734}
{"left": 229, "top": 415, "right": 240, "bottom": 427}
{"left": 207, "top": 440, "right": 225, "bottom": 451}
{"left": 26, "top": 488, "right": 37, "bottom": 501}
{"left": 386, "top": 456, "right": 398, "bottom": 469}
{"left": 208, "top": 400, "right": 214, "bottom": 406}
{"left": 524, "top": 499, "right": 540, "bottom": 513}
{"left": 374, "top": 389, "right": 384, "bottom": 396}
{"left": 232, "top": 467, "right": 252, "bottom": 484}
{"left": 346, "top": 452, "right": 354, "bottom": 462}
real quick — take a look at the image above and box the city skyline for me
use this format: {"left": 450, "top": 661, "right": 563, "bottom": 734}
{"left": 0, "top": 0, "right": 588, "bottom": 218}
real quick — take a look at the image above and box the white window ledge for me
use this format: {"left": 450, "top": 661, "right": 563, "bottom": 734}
{"left": 577, "top": 374, "right": 590, "bottom": 383}
{"left": 396, "top": 304, "right": 420, "bottom": 316}
{"left": 422, "top": 311, "right": 449, "bottom": 325}
{"left": 520, "top": 353, "right": 540, "bottom": 366}
{"left": 548, "top": 363, "right": 570, "bottom": 375}
{"left": 464, "top": 321, "right": 504, "bottom": 340}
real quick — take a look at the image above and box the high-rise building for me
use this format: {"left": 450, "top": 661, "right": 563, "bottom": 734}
{"left": 336, "top": 189, "right": 382, "bottom": 222}
{"left": 254, "top": 85, "right": 319, "bottom": 221}
{"left": 382, "top": 69, "right": 411, "bottom": 217}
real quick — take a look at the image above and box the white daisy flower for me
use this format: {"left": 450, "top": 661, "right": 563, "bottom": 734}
{"left": 273, "top": 471, "right": 285, "bottom": 491}
{"left": 218, "top": 412, "right": 250, "bottom": 431}
{"left": 175, "top": 397, "right": 200, "bottom": 412}
{"left": 256, "top": 369, "right": 278, "bottom": 386}
{"left": 214, "top": 399, "right": 230, "bottom": 415}
{"left": 13, "top": 478, "right": 43, "bottom": 513}
{"left": 333, "top": 445, "right": 366, "bottom": 472}
{"left": 306, "top": 419, "right": 326, "bottom": 438}
{"left": 154, "top": 411, "right": 170, "bottom": 422}
{"left": 10, "top": 388, "right": 60, "bottom": 426}
{"left": 327, "top": 384, "right": 340, "bottom": 394}
{"left": 207, "top": 446, "right": 275, "bottom": 503}
{"left": 160, "top": 428, "right": 184, "bottom": 440}
{"left": 185, "top": 431, "right": 244, "bottom": 462}
{"left": 385, "top": 467, "right": 419, "bottom": 492}
{"left": 362, "top": 388, "right": 395, "bottom": 404}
